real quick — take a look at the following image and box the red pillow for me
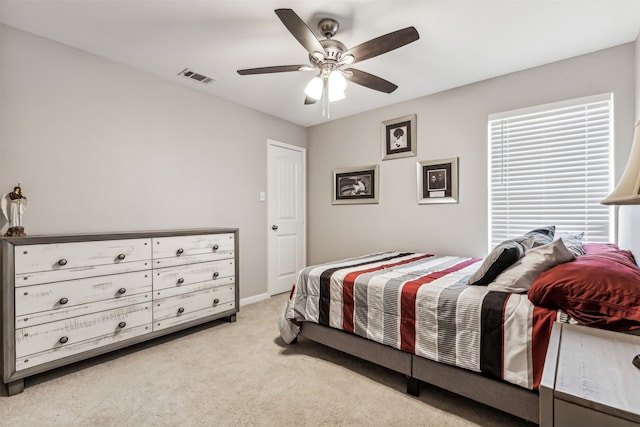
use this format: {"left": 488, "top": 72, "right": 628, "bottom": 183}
{"left": 582, "top": 242, "right": 629, "bottom": 255}
{"left": 528, "top": 243, "right": 640, "bottom": 331}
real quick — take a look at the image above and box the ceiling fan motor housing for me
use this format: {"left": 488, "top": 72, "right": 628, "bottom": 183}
{"left": 318, "top": 18, "right": 339, "bottom": 39}
{"left": 311, "top": 39, "right": 347, "bottom": 64}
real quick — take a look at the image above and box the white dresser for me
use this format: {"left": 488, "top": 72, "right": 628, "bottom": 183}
{"left": 1, "top": 229, "right": 239, "bottom": 395}
{"left": 540, "top": 323, "right": 640, "bottom": 426}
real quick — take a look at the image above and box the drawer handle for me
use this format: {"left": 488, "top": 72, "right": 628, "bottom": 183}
{"left": 177, "top": 278, "right": 185, "bottom": 285}
{"left": 58, "top": 259, "right": 68, "bottom": 266}
{"left": 176, "top": 248, "right": 184, "bottom": 256}
{"left": 118, "top": 321, "right": 126, "bottom": 329}
{"left": 59, "top": 336, "right": 69, "bottom": 344}
{"left": 213, "top": 298, "right": 220, "bottom": 305}
{"left": 177, "top": 307, "right": 185, "bottom": 314}
{"left": 117, "top": 254, "right": 126, "bottom": 260}
{"left": 59, "top": 297, "right": 69, "bottom": 305}
{"left": 213, "top": 272, "right": 220, "bottom": 279}
{"left": 118, "top": 288, "right": 127, "bottom": 295}
{"left": 212, "top": 244, "right": 219, "bottom": 251}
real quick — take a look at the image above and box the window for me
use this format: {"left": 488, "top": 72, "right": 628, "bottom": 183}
{"left": 488, "top": 93, "right": 613, "bottom": 248}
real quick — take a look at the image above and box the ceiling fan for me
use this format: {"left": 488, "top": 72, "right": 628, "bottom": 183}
{"left": 237, "top": 9, "right": 419, "bottom": 112}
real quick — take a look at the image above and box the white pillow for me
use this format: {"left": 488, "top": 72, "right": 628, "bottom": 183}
{"left": 487, "top": 238, "right": 576, "bottom": 293}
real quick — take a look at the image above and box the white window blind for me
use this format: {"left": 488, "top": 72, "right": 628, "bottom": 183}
{"left": 488, "top": 93, "right": 613, "bottom": 248}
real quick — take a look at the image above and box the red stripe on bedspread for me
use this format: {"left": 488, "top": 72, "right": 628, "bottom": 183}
{"left": 531, "top": 306, "right": 558, "bottom": 389}
{"left": 343, "top": 277, "right": 355, "bottom": 333}
{"left": 343, "top": 254, "right": 435, "bottom": 332}
{"left": 400, "top": 281, "right": 421, "bottom": 353}
{"left": 400, "top": 257, "right": 480, "bottom": 353}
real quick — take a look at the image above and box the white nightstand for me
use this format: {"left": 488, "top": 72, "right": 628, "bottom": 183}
{"left": 540, "top": 323, "right": 640, "bottom": 426}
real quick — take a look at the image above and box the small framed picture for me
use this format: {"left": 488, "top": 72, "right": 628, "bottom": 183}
{"left": 381, "top": 114, "right": 416, "bottom": 160}
{"left": 417, "top": 157, "right": 458, "bottom": 204}
{"left": 332, "top": 165, "right": 379, "bottom": 205}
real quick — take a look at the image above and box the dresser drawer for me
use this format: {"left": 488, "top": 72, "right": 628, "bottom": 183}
{"left": 155, "top": 277, "right": 234, "bottom": 300}
{"left": 16, "top": 293, "right": 151, "bottom": 329}
{"left": 14, "top": 239, "right": 152, "bottom": 286}
{"left": 554, "top": 399, "right": 638, "bottom": 427}
{"left": 15, "top": 302, "right": 152, "bottom": 358}
{"left": 153, "top": 285, "right": 235, "bottom": 328}
{"left": 16, "top": 270, "right": 152, "bottom": 317}
{"left": 154, "top": 301, "right": 235, "bottom": 331}
{"left": 153, "top": 259, "right": 235, "bottom": 291}
{"left": 152, "top": 234, "right": 234, "bottom": 267}
{"left": 16, "top": 323, "right": 151, "bottom": 371}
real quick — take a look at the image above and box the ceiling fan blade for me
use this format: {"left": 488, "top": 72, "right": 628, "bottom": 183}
{"left": 275, "top": 9, "right": 325, "bottom": 56}
{"left": 237, "top": 65, "right": 307, "bottom": 75}
{"left": 343, "top": 27, "right": 419, "bottom": 64}
{"left": 304, "top": 96, "right": 318, "bottom": 105}
{"left": 344, "top": 68, "right": 398, "bottom": 93}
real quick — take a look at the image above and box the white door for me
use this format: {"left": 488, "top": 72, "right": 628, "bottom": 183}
{"left": 267, "top": 140, "right": 306, "bottom": 295}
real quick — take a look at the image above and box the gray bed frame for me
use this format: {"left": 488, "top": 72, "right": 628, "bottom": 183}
{"left": 293, "top": 209, "right": 640, "bottom": 425}
{"left": 299, "top": 321, "right": 539, "bottom": 424}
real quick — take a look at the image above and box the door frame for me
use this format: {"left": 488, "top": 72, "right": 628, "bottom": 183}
{"left": 267, "top": 139, "right": 307, "bottom": 296}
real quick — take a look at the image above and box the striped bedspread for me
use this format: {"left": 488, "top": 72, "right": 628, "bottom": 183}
{"left": 280, "top": 251, "right": 566, "bottom": 390}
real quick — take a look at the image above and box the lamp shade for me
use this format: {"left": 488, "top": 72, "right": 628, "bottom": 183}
{"left": 328, "top": 70, "right": 347, "bottom": 91}
{"left": 601, "top": 120, "right": 640, "bottom": 205}
{"left": 328, "top": 71, "right": 346, "bottom": 102}
{"left": 304, "top": 76, "right": 323, "bottom": 100}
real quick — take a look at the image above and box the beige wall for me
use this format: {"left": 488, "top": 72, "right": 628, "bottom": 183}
{"left": 0, "top": 25, "right": 307, "bottom": 301}
{"left": 637, "top": 31, "right": 640, "bottom": 120}
{"left": 307, "top": 43, "right": 635, "bottom": 264}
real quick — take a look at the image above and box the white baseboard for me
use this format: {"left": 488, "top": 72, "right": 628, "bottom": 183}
{"left": 240, "top": 292, "right": 270, "bottom": 307}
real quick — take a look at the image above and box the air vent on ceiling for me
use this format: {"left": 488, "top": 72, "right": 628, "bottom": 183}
{"left": 178, "top": 68, "right": 216, "bottom": 85}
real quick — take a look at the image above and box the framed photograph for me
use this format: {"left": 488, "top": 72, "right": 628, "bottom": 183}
{"left": 332, "top": 165, "right": 379, "bottom": 205}
{"left": 382, "top": 114, "right": 416, "bottom": 160}
{"left": 417, "top": 157, "right": 458, "bottom": 204}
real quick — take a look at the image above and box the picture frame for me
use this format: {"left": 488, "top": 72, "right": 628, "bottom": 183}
{"left": 332, "top": 165, "right": 379, "bottom": 205}
{"left": 417, "top": 157, "right": 458, "bottom": 204}
{"left": 381, "top": 114, "right": 416, "bottom": 160}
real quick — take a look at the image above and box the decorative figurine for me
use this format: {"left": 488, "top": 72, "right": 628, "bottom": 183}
{"left": 1, "top": 183, "right": 29, "bottom": 237}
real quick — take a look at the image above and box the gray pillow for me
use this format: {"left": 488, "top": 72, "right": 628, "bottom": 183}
{"left": 468, "top": 236, "right": 535, "bottom": 286}
{"left": 555, "top": 232, "right": 585, "bottom": 256}
{"left": 524, "top": 226, "right": 555, "bottom": 247}
{"left": 487, "top": 238, "right": 575, "bottom": 293}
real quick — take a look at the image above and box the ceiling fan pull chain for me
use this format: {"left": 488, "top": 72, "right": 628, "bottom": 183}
{"left": 324, "top": 77, "right": 330, "bottom": 118}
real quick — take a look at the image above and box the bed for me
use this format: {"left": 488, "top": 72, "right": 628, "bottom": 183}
{"left": 278, "top": 225, "right": 640, "bottom": 424}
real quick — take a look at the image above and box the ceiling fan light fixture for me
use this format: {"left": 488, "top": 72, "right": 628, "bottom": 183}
{"left": 304, "top": 76, "right": 323, "bottom": 100}
{"left": 327, "top": 70, "right": 347, "bottom": 103}
{"left": 340, "top": 54, "right": 355, "bottom": 65}
{"left": 328, "top": 70, "right": 347, "bottom": 91}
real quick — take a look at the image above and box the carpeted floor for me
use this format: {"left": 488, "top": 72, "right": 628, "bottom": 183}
{"left": 0, "top": 294, "right": 530, "bottom": 426}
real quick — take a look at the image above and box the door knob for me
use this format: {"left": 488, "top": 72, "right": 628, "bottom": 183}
{"left": 272, "top": 225, "right": 278, "bottom": 231}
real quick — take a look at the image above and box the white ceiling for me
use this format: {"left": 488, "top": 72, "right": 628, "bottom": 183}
{"left": 1, "top": 1, "right": 640, "bottom": 127}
